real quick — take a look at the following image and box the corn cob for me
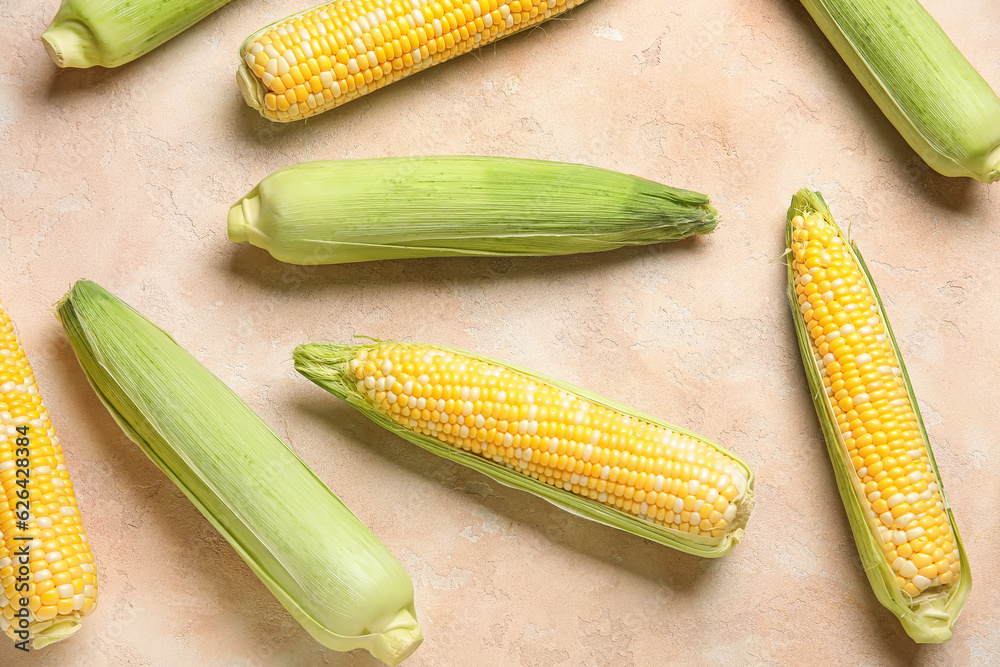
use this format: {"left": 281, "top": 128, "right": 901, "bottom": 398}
{"left": 238, "top": 0, "right": 584, "bottom": 121}
{"left": 295, "top": 341, "right": 754, "bottom": 557}
{"left": 228, "top": 157, "right": 718, "bottom": 265}
{"left": 57, "top": 281, "right": 421, "bottom": 665}
{"left": 42, "top": 0, "right": 234, "bottom": 68}
{"left": 0, "top": 298, "right": 97, "bottom": 649}
{"left": 787, "top": 189, "right": 970, "bottom": 642}
{"left": 799, "top": 0, "right": 1000, "bottom": 182}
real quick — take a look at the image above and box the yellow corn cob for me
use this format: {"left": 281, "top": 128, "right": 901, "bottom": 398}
{"left": 787, "top": 190, "right": 969, "bottom": 642}
{"left": 295, "top": 342, "right": 754, "bottom": 556}
{"left": 0, "top": 299, "right": 98, "bottom": 649}
{"left": 238, "top": 0, "right": 583, "bottom": 121}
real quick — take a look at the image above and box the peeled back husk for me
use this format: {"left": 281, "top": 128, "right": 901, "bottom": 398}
{"left": 56, "top": 281, "right": 422, "bottom": 665}
{"left": 799, "top": 0, "right": 1000, "bottom": 182}
{"left": 227, "top": 156, "right": 718, "bottom": 265}
{"left": 786, "top": 190, "right": 971, "bottom": 642}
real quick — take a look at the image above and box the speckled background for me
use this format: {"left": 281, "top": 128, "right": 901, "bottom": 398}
{"left": 1, "top": 0, "right": 998, "bottom": 664}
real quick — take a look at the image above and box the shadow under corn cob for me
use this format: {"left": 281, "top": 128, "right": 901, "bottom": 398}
{"left": 228, "top": 156, "right": 718, "bottom": 265}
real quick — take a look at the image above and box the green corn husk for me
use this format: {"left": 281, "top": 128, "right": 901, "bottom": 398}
{"left": 294, "top": 341, "right": 755, "bottom": 558}
{"left": 227, "top": 156, "right": 718, "bottom": 265}
{"left": 42, "top": 0, "right": 234, "bottom": 68}
{"left": 786, "top": 190, "right": 971, "bottom": 642}
{"left": 800, "top": 0, "right": 1000, "bottom": 182}
{"left": 56, "top": 281, "right": 422, "bottom": 665}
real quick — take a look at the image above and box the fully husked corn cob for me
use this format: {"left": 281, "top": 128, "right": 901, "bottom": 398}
{"left": 228, "top": 157, "right": 719, "bottom": 265}
{"left": 295, "top": 342, "right": 754, "bottom": 557}
{"left": 238, "top": 0, "right": 583, "bottom": 121}
{"left": 57, "top": 282, "right": 421, "bottom": 666}
{"left": 787, "top": 190, "right": 970, "bottom": 642}
{"left": 799, "top": 0, "right": 1000, "bottom": 182}
{"left": 42, "top": 0, "right": 234, "bottom": 68}
{"left": 0, "top": 299, "right": 97, "bottom": 649}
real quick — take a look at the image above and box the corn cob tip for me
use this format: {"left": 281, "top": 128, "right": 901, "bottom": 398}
{"left": 236, "top": 64, "right": 265, "bottom": 113}
{"left": 41, "top": 21, "right": 98, "bottom": 68}
{"left": 367, "top": 607, "right": 423, "bottom": 667}
{"left": 981, "top": 145, "right": 1000, "bottom": 184}
{"left": 31, "top": 619, "right": 84, "bottom": 650}
{"left": 227, "top": 192, "right": 260, "bottom": 244}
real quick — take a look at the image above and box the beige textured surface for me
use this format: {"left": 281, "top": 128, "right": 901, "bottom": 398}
{"left": 2, "top": 0, "right": 999, "bottom": 664}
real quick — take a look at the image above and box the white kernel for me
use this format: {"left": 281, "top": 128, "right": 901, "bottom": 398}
{"left": 35, "top": 517, "right": 52, "bottom": 529}
{"left": 582, "top": 444, "right": 593, "bottom": 461}
{"left": 887, "top": 493, "right": 905, "bottom": 508}
{"left": 673, "top": 497, "right": 684, "bottom": 513}
{"left": 503, "top": 433, "right": 513, "bottom": 447}
{"left": 705, "top": 488, "right": 719, "bottom": 503}
{"left": 906, "top": 492, "right": 920, "bottom": 504}
{"left": 653, "top": 475, "right": 665, "bottom": 492}
{"left": 912, "top": 575, "right": 932, "bottom": 590}
{"left": 867, "top": 491, "right": 881, "bottom": 502}
{"left": 462, "top": 402, "right": 474, "bottom": 416}
{"left": 381, "top": 359, "right": 393, "bottom": 375}
{"left": 57, "top": 584, "right": 75, "bottom": 598}
{"left": 387, "top": 391, "right": 397, "bottom": 404}
{"left": 892, "top": 531, "right": 907, "bottom": 546}
{"left": 407, "top": 396, "right": 417, "bottom": 409}
{"left": 73, "top": 593, "right": 85, "bottom": 610}
{"left": 600, "top": 466, "right": 610, "bottom": 480}
{"left": 45, "top": 551, "right": 62, "bottom": 563}
{"left": 907, "top": 470, "right": 923, "bottom": 483}
{"left": 403, "top": 380, "right": 414, "bottom": 395}
{"left": 35, "top": 465, "right": 51, "bottom": 475}
{"left": 459, "top": 425, "right": 469, "bottom": 438}
{"left": 34, "top": 569, "right": 51, "bottom": 583}
{"left": 715, "top": 474, "right": 730, "bottom": 491}
{"left": 894, "top": 512, "right": 915, "bottom": 528}
{"left": 840, "top": 324, "right": 856, "bottom": 335}
{"left": 892, "top": 557, "right": 905, "bottom": 572}
{"left": 879, "top": 511, "right": 894, "bottom": 526}
{"left": 906, "top": 527, "right": 925, "bottom": 540}
{"left": 0, "top": 382, "right": 14, "bottom": 393}
{"left": 475, "top": 415, "right": 485, "bottom": 428}
{"left": 722, "top": 505, "right": 737, "bottom": 522}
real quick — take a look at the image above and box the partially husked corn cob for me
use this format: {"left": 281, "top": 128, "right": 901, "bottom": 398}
{"left": 799, "top": 0, "right": 1000, "bottom": 182}
{"left": 238, "top": 0, "right": 584, "bottom": 121}
{"left": 228, "top": 157, "right": 719, "bottom": 265}
{"left": 787, "top": 190, "right": 970, "bottom": 642}
{"left": 0, "top": 299, "right": 97, "bottom": 649}
{"left": 295, "top": 342, "right": 754, "bottom": 557}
